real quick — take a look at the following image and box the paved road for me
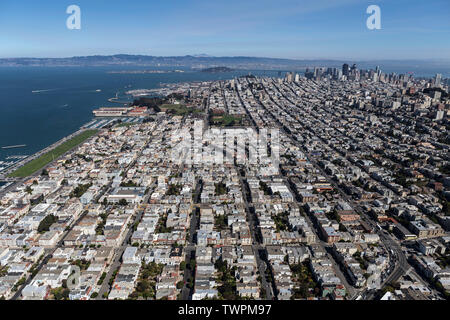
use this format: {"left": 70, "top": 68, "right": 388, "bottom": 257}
{"left": 181, "top": 179, "right": 201, "bottom": 300}
{"left": 253, "top": 244, "right": 275, "bottom": 299}
{"left": 95, "top": 145, "right": 156, "bottom": 300}
{"left": 11, "top": 180, "right": 112, "bottom": 300}
{"left": 238, "top": 173, "right": 274, "bottom": 300}
{"left": 180, "top": 245, "right": 196, "bottom": 300}
{"left": 285, "top": 78, "right": 413, "bottom": 289}
{"left": 0, "top": 128, "right": 95, "bottom": 197}
{"left": 241, "top": 78, "right": 379, "bottom": 299}
{"left": 282, "top": 177, "right": 358, "bottom": 298}
{"left": 96, "top": 205, "right": 146, "bottom": 299}
{"left": 11, "top": 130, "right": 152, "bottom": 300}
{"left": 264, "top": 79, "right": 412, "bottom": 298}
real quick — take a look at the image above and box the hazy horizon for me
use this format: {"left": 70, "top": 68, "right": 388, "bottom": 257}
{"left": 1, "top": 0, "right": 449, "bottom": 60}
{"left": 1, "top": 54, "right": 450, "bottom": 62}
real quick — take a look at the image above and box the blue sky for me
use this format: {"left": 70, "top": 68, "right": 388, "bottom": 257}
{"left": 0, "top": 0, "right": 449, "bottom": 59}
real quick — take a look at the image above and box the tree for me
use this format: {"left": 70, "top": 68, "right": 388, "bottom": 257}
{"left": 215, "top": 182, "right": 228, "bottom": 196}
{"left": 97, "top": 272, "right": 106, "bottom": 285}
{"left": 167, "top": 184, "right": 182, "bottom": 196}
{"left": 120, "top": 180, "right": 138, "bottom": 187}
{"left": 214, "top": 215, "right": 228, "bottom": 231}
{"left": 136, "top": 280, "right": 150, "bottom": 292}
{"left": 176, "top": 281, "right": 184, "bottom": 289}
{"left": 41, "top": 169, "right": 49, "bottom": 176}
{"left": 37, "top": 215, "right": 57, "bottom": 233}
{"left": 25, "top": 186, "right": 33, "bottom": 195}
{"left": 214, "top": 259, "right": 228, "bottom": 273}
{"left": 180, "top": 261, "right": 186, "bottom": 271}
{"left": 0, "top": 266, "right": 9, "bottom": 277}
{"left": 259, "top": 181, "right": 271, "bottom": 195}
{"left": 51, "top": 287, "right": 70, "bottom": 300}
{"left": 70, "top": 183, "right": 92, "bottom": 198}
{"left": 118, "top": 199, "right": 128, "bottom": 206}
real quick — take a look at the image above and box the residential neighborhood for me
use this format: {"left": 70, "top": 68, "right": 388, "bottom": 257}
{"left": 0, "top": 66, "right": 449, "bottom": 301}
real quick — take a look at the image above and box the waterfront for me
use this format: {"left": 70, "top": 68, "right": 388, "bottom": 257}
{"left": 0, "top": 66, "right": 279, "bottom": 166}
{"left": 0, "top": 65, "right": 447, "bottom": 176}
{"left": 0, "top": 69, "right": 448, "bottom": 301}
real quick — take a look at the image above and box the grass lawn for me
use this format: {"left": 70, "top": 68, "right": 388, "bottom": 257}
{"left": 8, "top": 129, "right": 98, "bottom": 178}
{"left": 211, "top": 114, "right": 242, "bottom": 127}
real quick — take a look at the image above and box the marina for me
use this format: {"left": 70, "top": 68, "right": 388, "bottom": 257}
{"left": 0, "top": 181, "right": 12, "bottom": 190}
{"left": 81, "top": 117, "right": 144, "bottom": 130}
{"left": 0, "top": 157, "right": 29, "bottom": 174}
{"left": 6, "top": 155, "right": 28, "bottom": 160}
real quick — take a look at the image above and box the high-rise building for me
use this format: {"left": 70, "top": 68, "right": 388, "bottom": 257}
{"left": 434, "top": 73, "right": 442, "bottom": 87}
{"left": 372, "top": 73, "right": 378, "bottom": 82}
{"left": 376, "top": 66, "right": 382, "bottom": 77}
{"left": 350, "top": 64, "right": 358, "bottom": 76}
{"left": 342, "top": 64, "right": 349, "bottom": 76}
{"left": 285, "top": 72, "right": 293, "bottom": 82}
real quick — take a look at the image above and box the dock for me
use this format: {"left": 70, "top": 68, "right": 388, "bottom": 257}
{"left": 2, "top": 144, "right": 27, "bottom": 149}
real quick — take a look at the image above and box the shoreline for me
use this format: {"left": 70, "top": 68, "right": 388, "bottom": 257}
{"left": 0, "top": 128, "right": 98, "bottom": 183}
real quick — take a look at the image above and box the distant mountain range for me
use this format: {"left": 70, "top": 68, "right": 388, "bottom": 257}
{"left": 0, "top": 54, "right": 449, "bottom": 74}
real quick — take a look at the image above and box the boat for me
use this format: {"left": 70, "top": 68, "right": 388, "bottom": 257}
{"left": 32, "top": 89, "right": 56, "bottom": 93}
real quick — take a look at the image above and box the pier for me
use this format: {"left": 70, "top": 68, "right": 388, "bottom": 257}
{"left": 2, "top": 144, "right": 26, "bottom": 149}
